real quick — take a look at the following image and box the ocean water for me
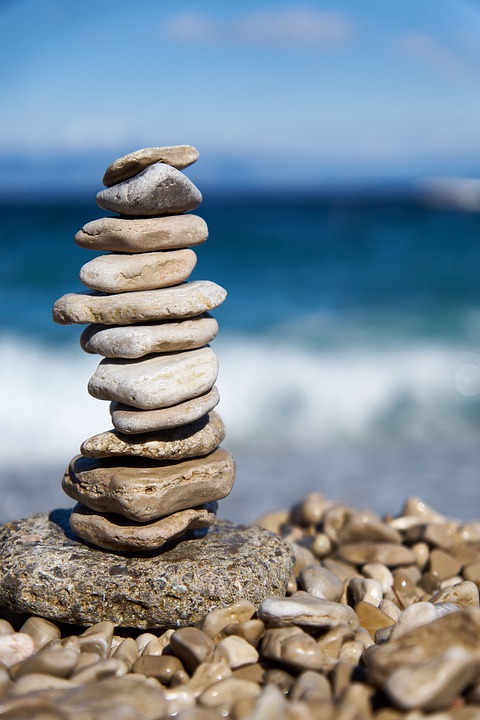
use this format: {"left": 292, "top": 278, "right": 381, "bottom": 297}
{"left": 2, "top": 193, "right": 480, "bottom": 524}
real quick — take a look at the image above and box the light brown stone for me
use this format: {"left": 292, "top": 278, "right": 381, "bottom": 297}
{"left": 170, "top": 627, "right": 215, "bottom": 672}
{"left": 221, "top": 620, "right": 265, "bottom": 648}
{"left": 429, "top": 549, "right": 462, "bottom": 581}
{"left": 299, "top": 565, "right": 344, "bottom": 602}
{"left": 132, "top": 654, "right": 185, "bottom": 682}
{"left": 80, "top": 249, "right": 197, "bottom": 293}
{"left": 10, "top": 649, "right": 78, "bottom": 680}
{"left": 69, "top": 502, "right": 217, "bottom": 552}
{"left": 63, "top": 447, "right": 235, "bottom": 522}
{"left": 188, "top": 661, "right": 232, "bottom": 696}
{"left": 20, "top": 617, "right": 61, "bottom": 651}
{"left": 213, "top": 636, "right": 259, "bottom": 669}
{"left": 53, "top": 280, "right": 226, "bottom": 326}
{"left": 199, "top": 600, "right": 256, "bottom": 640}
{"left": 103, "top": 145, "right": 199, "bottom": 186}
{"left": 323, "top": 506, "right": 401, "bottom": 545}
{"left": 355, "top": 601, "right": 394, "bottom": 640}
{"left": 430, "top": 581, "right": 480, "bottom": 608}
{"left": 336, "top": 542, "right": 416, "bottom": 567}
{"left": 258, "top": 592, "right": 359, "bottom": 629}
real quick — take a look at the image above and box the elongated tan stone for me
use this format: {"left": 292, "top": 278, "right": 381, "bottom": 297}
{"left": 103, "top": 146, "right": 199, "bottom": 186}
{"left": 258, "top": 592, "right": 359, "bottom": 629}
{"left": 79, "top": 249, "right": 197, "bottom": 293}
{"left": 110, "top": 387, "right": 220, "bottom": 434}
{"left": 69, "top": 502, "right": 217, "bottom": 552}
{"left": 88, "top": 347, "right": 218, "bottom": 410}
{"left": 62, "top": 449, "right": 235, "bottom": 522}
{"left": 75, "top": 215, "right": 208, "bottom": 253}
{"left": 80, "top": 411, "right": 225, "bottom": 460}
{"left": 53, "top": 281, "right": 226, "bottom": 326}
{"left": 81, "top": 316, "right": 218, "bottom": 359}
{"left": 97, "top": 164, "right": 201, "bottom": 217}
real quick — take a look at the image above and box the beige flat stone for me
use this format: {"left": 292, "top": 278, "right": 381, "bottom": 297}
{"left": 88, "top": 347, "right": 218, "bottom": 410}
{"left": 336, "top": 542, "right": 416, "bottom": 567}
{"left": 69, "top": 502, "right": 217, "bottom": 552}
{"left": 80, "top": 411, "right": 225, "bottom": 459}
{"left": 103, "top": 145, "right": 199, "bottom": 186}
{"left": 76, "top": 214, "right": 208, "bottom": 253}
{"left": 81, "top": 315, "right": 219, "bottom": 359}
{"left": 258, "top": 592, "right": 359, "bottom": 629}
{"left": 97, "top": 163, "right": 201, "bottom": 217}
{"left": 110, "top": 387, "right": 220, "bottom": 434}
{"left": 63, "top": 448, "right": 235, "bottom": 522}
{"left": 80, "top": 249, "right": 197, "bottom": 293}
{"left": 53, "top": 280, "right": 226, "bottom": 326}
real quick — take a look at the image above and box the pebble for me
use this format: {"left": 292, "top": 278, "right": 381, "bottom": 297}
{"left": 132, "top": 654, "right": 185, "bottom": 682}
{"left": 362, "top": 562, "right": 394, "bottom": 593}
{"left": 298, "top": 565, "right": 344, "bottom": 602}
{"left": 430, "top": 581, "right": 480, "bottom": 608}
{"left": 355, "top": 601, "right": 394, "bottom": 640}
{"left": 336, "top": 541, "right": 416, "bottom": 567}
{"left": 258, "top": 592, "right": 359, "bottom": 629}
{"left": 348, "top": 577, "right": 383, "bottom": 607}
{"left": 53, "top": 279, "right": 226, "bottom": 325}
{"left": 198, "top": 677, "right": 261, "bottom": 709}
{"left": 80, "top": 248, "right": 197, "bottom": 293}
{"left": 170, "top": 628, "right": 215, "bottom": 672}
{"left": 88, "top": 346, "right": 218, "bottom": 410}
{"left": 63, "top": 447, "right": 235, "bottom": 522}
{"left": 103, "top": 145, "right": 199, "bottom": 186}
{"left": 0, "top": 633, "right": 35, "bottom": 667}
{"left": 110, "top": 386, "right": 220, "bottom": 434}
{"left": 20, "top": 617, "right": 61, "bottom": 650}
{"left": 76, "top": 213, "right": 208, "bottom": 252}
{"left": 81, "top": 316, "right": 219, "bottom": 359}
{"left": 69, "top": 501, "right": 218, "bottom": 552}
{"left": 213, "top": 636, "right": 259, "bottom": 668}
{"left": 188, "top": 661, "right": 232, "bottom": 696}
{"left": 222, "top": 620, "right": 265, "bottom": 647}
{"left": 199, "top": 600, "right": 256, "bottom": 640}
{"left": 10, "top": 649, "right": 78, "bottom": 680}
{"left": 96, "top": 162, "right": 202, "bottom": 216}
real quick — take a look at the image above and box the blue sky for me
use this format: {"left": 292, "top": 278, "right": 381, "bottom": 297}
{"left": 1, "top": 0, "right": 480, "bottom": 190}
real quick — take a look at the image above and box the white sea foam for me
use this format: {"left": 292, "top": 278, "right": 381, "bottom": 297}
{"left": 1, "top": 332, "right": 478, "bottom": 472}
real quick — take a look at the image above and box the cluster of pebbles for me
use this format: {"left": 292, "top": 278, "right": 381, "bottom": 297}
{"left": 2, "top": 492, "right": 480, "bottom": 719}
{"left": 52, "top": 145, "right": 235, "bottom": 553}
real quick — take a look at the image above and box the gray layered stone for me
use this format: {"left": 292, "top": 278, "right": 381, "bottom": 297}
{"left": 53, "top": 281, "right": 226, "bottom": 326}
{"left": 62, "top": 447, "right": 235, "bottom": 521}
{"left": 96, "top": 164, "right": 201, "bottom": 217}
{"left": 79, "top": 249, "right": 197, "bottom": 293}
{"left": 80, "top": 411, "right": 225, "bottom": 460}
{"left": 103, "top": 145, "right": 199, "bottom": 186}
{"left": 110, "top": 387, "right": 220, "bottom": 434}
{"left": 81, "top": 315, "right": 218, "bottom": 359}
{"left": 0, "top": 512, "right": 295, "bottom": 627}
{"left": 88, "top": 347, "right": 218, "bottom": 410}
{"left": 75, "top": 215, "right": 208, "bottom": 253}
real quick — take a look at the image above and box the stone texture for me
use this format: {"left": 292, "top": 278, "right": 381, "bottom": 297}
{"left": 0, "top": 513, "right": 294, "bottom": 627}
{"left": 79, "top": 249, "right": 197, "bottom": 293}
{"left": 53, "top": 280, "right": 226, "bottom": 326}
{"left": 70, "top": 502, "right": 217, "bottom": 552}
{"left": 62, "top": 448, "right": 236, "bottom": 522}
{"left": 110, "top": 387, "right": 220, "bottom": 434}
{"left": 96, "top": 163, "right": 202, "bottom": 217}
{"left": 80, "top": 411, "right": 225, "bottom": 460}
{"left": 103, "top": 145, "right": 199, "bottom": 186}
{"left": 81, "top": 315, "right": 219, "bottom": 359}
{"left": 88, "top": 347, "right": 218, "bottom": 410}
{"left": 75, "top": 214, "right": 208, "bottom": 253}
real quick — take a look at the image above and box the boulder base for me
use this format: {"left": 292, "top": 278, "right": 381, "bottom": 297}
{"left": 0, "top": 511, "right": 294, "bottom": 629}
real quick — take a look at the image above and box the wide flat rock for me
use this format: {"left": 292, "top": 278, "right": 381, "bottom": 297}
{"left": 75, "top": 215, "right": 208, "bottom": 253}
{"left": 88, "top": 347, "right": 218, "bottom": 410}
{"left": 96, "top": 164, "right": 201, "bottom": 217}
{"left": 79, "top": 249, "right": 197, "bottom": 293}
{"left": 53, "top": 280, "right": 226, "bottom": 326}
{"left": 103, "top": 145, "right": 199, "bottom": 186}
{"left": 81, "top": 315, "right": 218, "bottom": 359}
{"left": 0, "top": 512, "right": 294, "bottom": 628}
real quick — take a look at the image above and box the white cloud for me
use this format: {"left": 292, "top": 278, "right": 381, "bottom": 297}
{"left": 164, "top": 6, "right": 355, "bottom": 48}
{"left": 398, "top": 31, "right": 471, "bottom": 80}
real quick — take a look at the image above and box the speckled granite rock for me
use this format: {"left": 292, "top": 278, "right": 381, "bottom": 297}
{"left": 0, "top": 512, "right": 294, "bottom": 628}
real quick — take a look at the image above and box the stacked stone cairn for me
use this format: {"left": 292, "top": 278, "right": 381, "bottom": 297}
{"left": 53, "top": 145, "right": 236, "bottom": 553}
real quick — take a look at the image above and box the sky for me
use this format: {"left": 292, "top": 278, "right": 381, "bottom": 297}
{"left": 1, "top": 0, "right": 480, "bottom": 191}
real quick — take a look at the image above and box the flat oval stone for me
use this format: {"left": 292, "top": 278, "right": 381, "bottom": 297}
{"left": 0, "top": 513, "right": 294, "bottom": 627}
{"left": 53, "top": 280, "right": 226, "bottom": 326}
{"left": 88, "top": 347, "right": 218, "bottom": 410}
{"left": 96, "top": 163, "right": 202, "bottom": 217}
{"left": 81, "top": 315, "right": 219, "bottom": 359}
{"left": 80, "top": 411, "right": 225, "bottom": 459}
{"left": 69, "top": 502, "right": 217, "bottom": 552}
{"left": 79, "top": 249, "right": 197, "bottom": 293}
{"left": 110, "top": 387, "right": 220, "bottom": 434}
{"left": 336, "top": 542, "right": 416, "bottom": 567}
{"left": 103, "top": 145, "right": 199, "bottom": 186}
{"left": 258, "top": 593, "right": 359, "bottom": 629}
{"left": 76, "top": 214, "right": 208, "bottom": 253}
{"left": 62, "top": 447, "right": 235, "bottom": 522}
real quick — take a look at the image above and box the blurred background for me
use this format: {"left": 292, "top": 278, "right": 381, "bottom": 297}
{"left": 1, "top": 0, "right": 480, "bottom": 524}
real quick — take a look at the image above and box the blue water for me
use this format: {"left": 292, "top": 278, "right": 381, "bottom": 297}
{"left": 2, "top": 193, "right": 480, "bottom": 523}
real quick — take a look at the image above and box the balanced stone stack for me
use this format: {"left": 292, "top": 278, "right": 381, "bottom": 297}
{"left": 53, "top": 145, "right": 235, "bottom": 553}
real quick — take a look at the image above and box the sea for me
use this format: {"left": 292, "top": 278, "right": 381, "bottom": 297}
{"left": 2, "top": 190, "right": 480, "bottom": 525}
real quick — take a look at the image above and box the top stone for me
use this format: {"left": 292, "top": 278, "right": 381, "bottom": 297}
{"left": 97, "top": 164, "right": 202, "bottom": 217}
{"left": 103, "top": 145, "right": 199, "bottom": 186}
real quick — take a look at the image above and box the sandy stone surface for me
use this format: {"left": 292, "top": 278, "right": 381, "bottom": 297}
{"left": 75, "top": 214, "right": 208, "bottom": 253}
{"left": 0, "top": 513, "right": 294, "bottom": 627}
{"left": 103, "top": 145, "right": 199, "bottom": 186}
{"left": 96, "top": 164, "right": 202, "bottom": 217}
